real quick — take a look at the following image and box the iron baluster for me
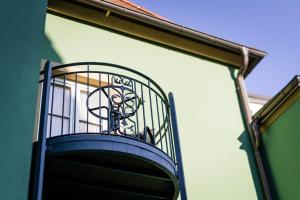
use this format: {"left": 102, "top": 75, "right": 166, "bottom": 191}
{"left": 161, "top": 98, "right": 169, "bottom": 155}
{"left": 155, "top": 94, "right": 163, "bottom": 150}
{"left": 61, "top": 75, "right": 66, "bottom": 135}
{"left": 107, "top": 74, "right": 111, "bottom": 132}
{"left": 49, "top": 77, "right": 55, "bottom": 137}
{"left": 140, "top": 84, "right": 147, "bottom": 142}
{"left": 148, "top": 80, "right": 155, "bottom": 142}
{"left": 98, "top": 73, "right": 102, "bottom": 133}
{"left": 87, "top": 65, "right": 90, "bottom": 133}
{"left": 133, "top": 81, "right": 140, "bottom": 139}
{"left": 74, "top": 74, "right": 77, "bottom": 133}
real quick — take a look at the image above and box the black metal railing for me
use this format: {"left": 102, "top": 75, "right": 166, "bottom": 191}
{"left": 38, "top": 62, "right": 176, "bottom": 161}
{"left": 34, "top": 61, "right": 187, "bottom": 200}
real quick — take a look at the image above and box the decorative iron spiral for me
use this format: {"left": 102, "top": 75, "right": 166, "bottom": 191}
{"left": 87, "top": 75, "right": 142, "bottom": 136}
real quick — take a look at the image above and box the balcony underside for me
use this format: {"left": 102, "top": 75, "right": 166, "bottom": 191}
{"left": 39, "top": 134, "right": 178, "bottom": 200}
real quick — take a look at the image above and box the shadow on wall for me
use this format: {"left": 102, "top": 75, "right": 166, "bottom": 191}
{"left": 260, "top": 140, "right": 279, "bottom": 199}
{"left": 42, "top": 33, "right": 62, "bottom": 64}
{"left": 238, "top": 132, "right": 264, "bottom": 200}
{"left": 227, "top": 67, "right": 265, "bottom": 200}
{"left": 28, "top": 33, "right": 62, "bottom": 199}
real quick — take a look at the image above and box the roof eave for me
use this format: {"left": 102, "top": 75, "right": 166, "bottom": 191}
{"left": 52, "top": 0, "right": 267, "bottom": 73}
{"left": 254, "top": 75, "right": 300, "bottom": 128}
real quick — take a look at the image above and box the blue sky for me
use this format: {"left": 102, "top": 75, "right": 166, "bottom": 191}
{"left": 130, "top": 0, "right": 300, "bottom": 97}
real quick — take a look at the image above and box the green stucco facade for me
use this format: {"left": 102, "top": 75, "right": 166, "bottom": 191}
{"left": 43, "top": 13, "right": 263, "bottom": 199}
{"left": 0, "top": 1, "right": 48, "bottom": 199}
{"left": 262, "top": 96, "right": 300, "bottom": 199}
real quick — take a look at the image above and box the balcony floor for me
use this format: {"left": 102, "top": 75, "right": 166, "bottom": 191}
{"left": 34, "top": 134, "right": 178, "bottom": 199}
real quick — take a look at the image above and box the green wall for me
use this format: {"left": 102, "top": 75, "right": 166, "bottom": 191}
{"left": 0, "top": 0, "right": 48, "bottom": 199}
{"left": 45, "top": 13, "right": 263, "bottom": 199}
{"left": 262, "top": 96, "right": 300, "bottom": 199}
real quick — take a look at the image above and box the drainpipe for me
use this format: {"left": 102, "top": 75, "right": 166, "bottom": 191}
{"left": 236, "top": 47, "right": 272, "bottom": 200}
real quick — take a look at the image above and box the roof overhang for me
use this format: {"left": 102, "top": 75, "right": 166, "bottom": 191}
{"left": 254, "top": 75, "right": 300, "bottom": 132}
{"left": 47, "top": 0, "right": 267, "bottom": 76}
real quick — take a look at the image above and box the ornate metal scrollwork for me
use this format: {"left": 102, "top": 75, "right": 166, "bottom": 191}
{"left": 87, "top": 75, "right": 142, "bottom": 136}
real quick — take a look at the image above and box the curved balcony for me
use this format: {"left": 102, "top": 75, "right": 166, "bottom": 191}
{"left": 31, "top": 62, "right": 187, "bottom": 200}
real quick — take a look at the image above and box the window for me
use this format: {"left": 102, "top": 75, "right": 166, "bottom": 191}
{"left": 46, "top": 77, "right": 108, "bottom": 137}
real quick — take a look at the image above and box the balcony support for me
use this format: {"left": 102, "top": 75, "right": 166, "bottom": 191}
{"left": 169, "top": 92, "right": 188, "bottom": 200}
{"left": 32, "top": 61, "right": 52, "bottom": 200}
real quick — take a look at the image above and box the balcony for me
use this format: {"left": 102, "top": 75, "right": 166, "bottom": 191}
{"left": 31, "top": 62, "right": 186, "bottom": 200}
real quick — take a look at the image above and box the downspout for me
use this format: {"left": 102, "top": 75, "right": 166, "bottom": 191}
{"left": 236, "top": 47, "right": 272, "bottom": 200}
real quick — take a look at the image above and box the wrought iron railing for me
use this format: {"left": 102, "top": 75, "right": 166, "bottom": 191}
{"left": 39, "top": 62, "right": 176, "bottom": 161}
{"left": 33, "top": 61, "right": 187, "bottom": 200}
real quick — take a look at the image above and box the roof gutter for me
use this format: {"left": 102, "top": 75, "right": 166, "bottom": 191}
{"left": 236, "top": 47, "right": 273, "bottom": 199}
{"left": 77, "top": 0, "right": 266, "bottom": 76}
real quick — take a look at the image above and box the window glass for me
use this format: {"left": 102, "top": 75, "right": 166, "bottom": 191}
{"left": 47, "top": 83, "right": 71, "bottom": 136}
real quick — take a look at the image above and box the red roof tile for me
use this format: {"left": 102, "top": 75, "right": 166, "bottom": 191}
{"left": 104, "top": 0, "right": 165, "bottom": 20}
